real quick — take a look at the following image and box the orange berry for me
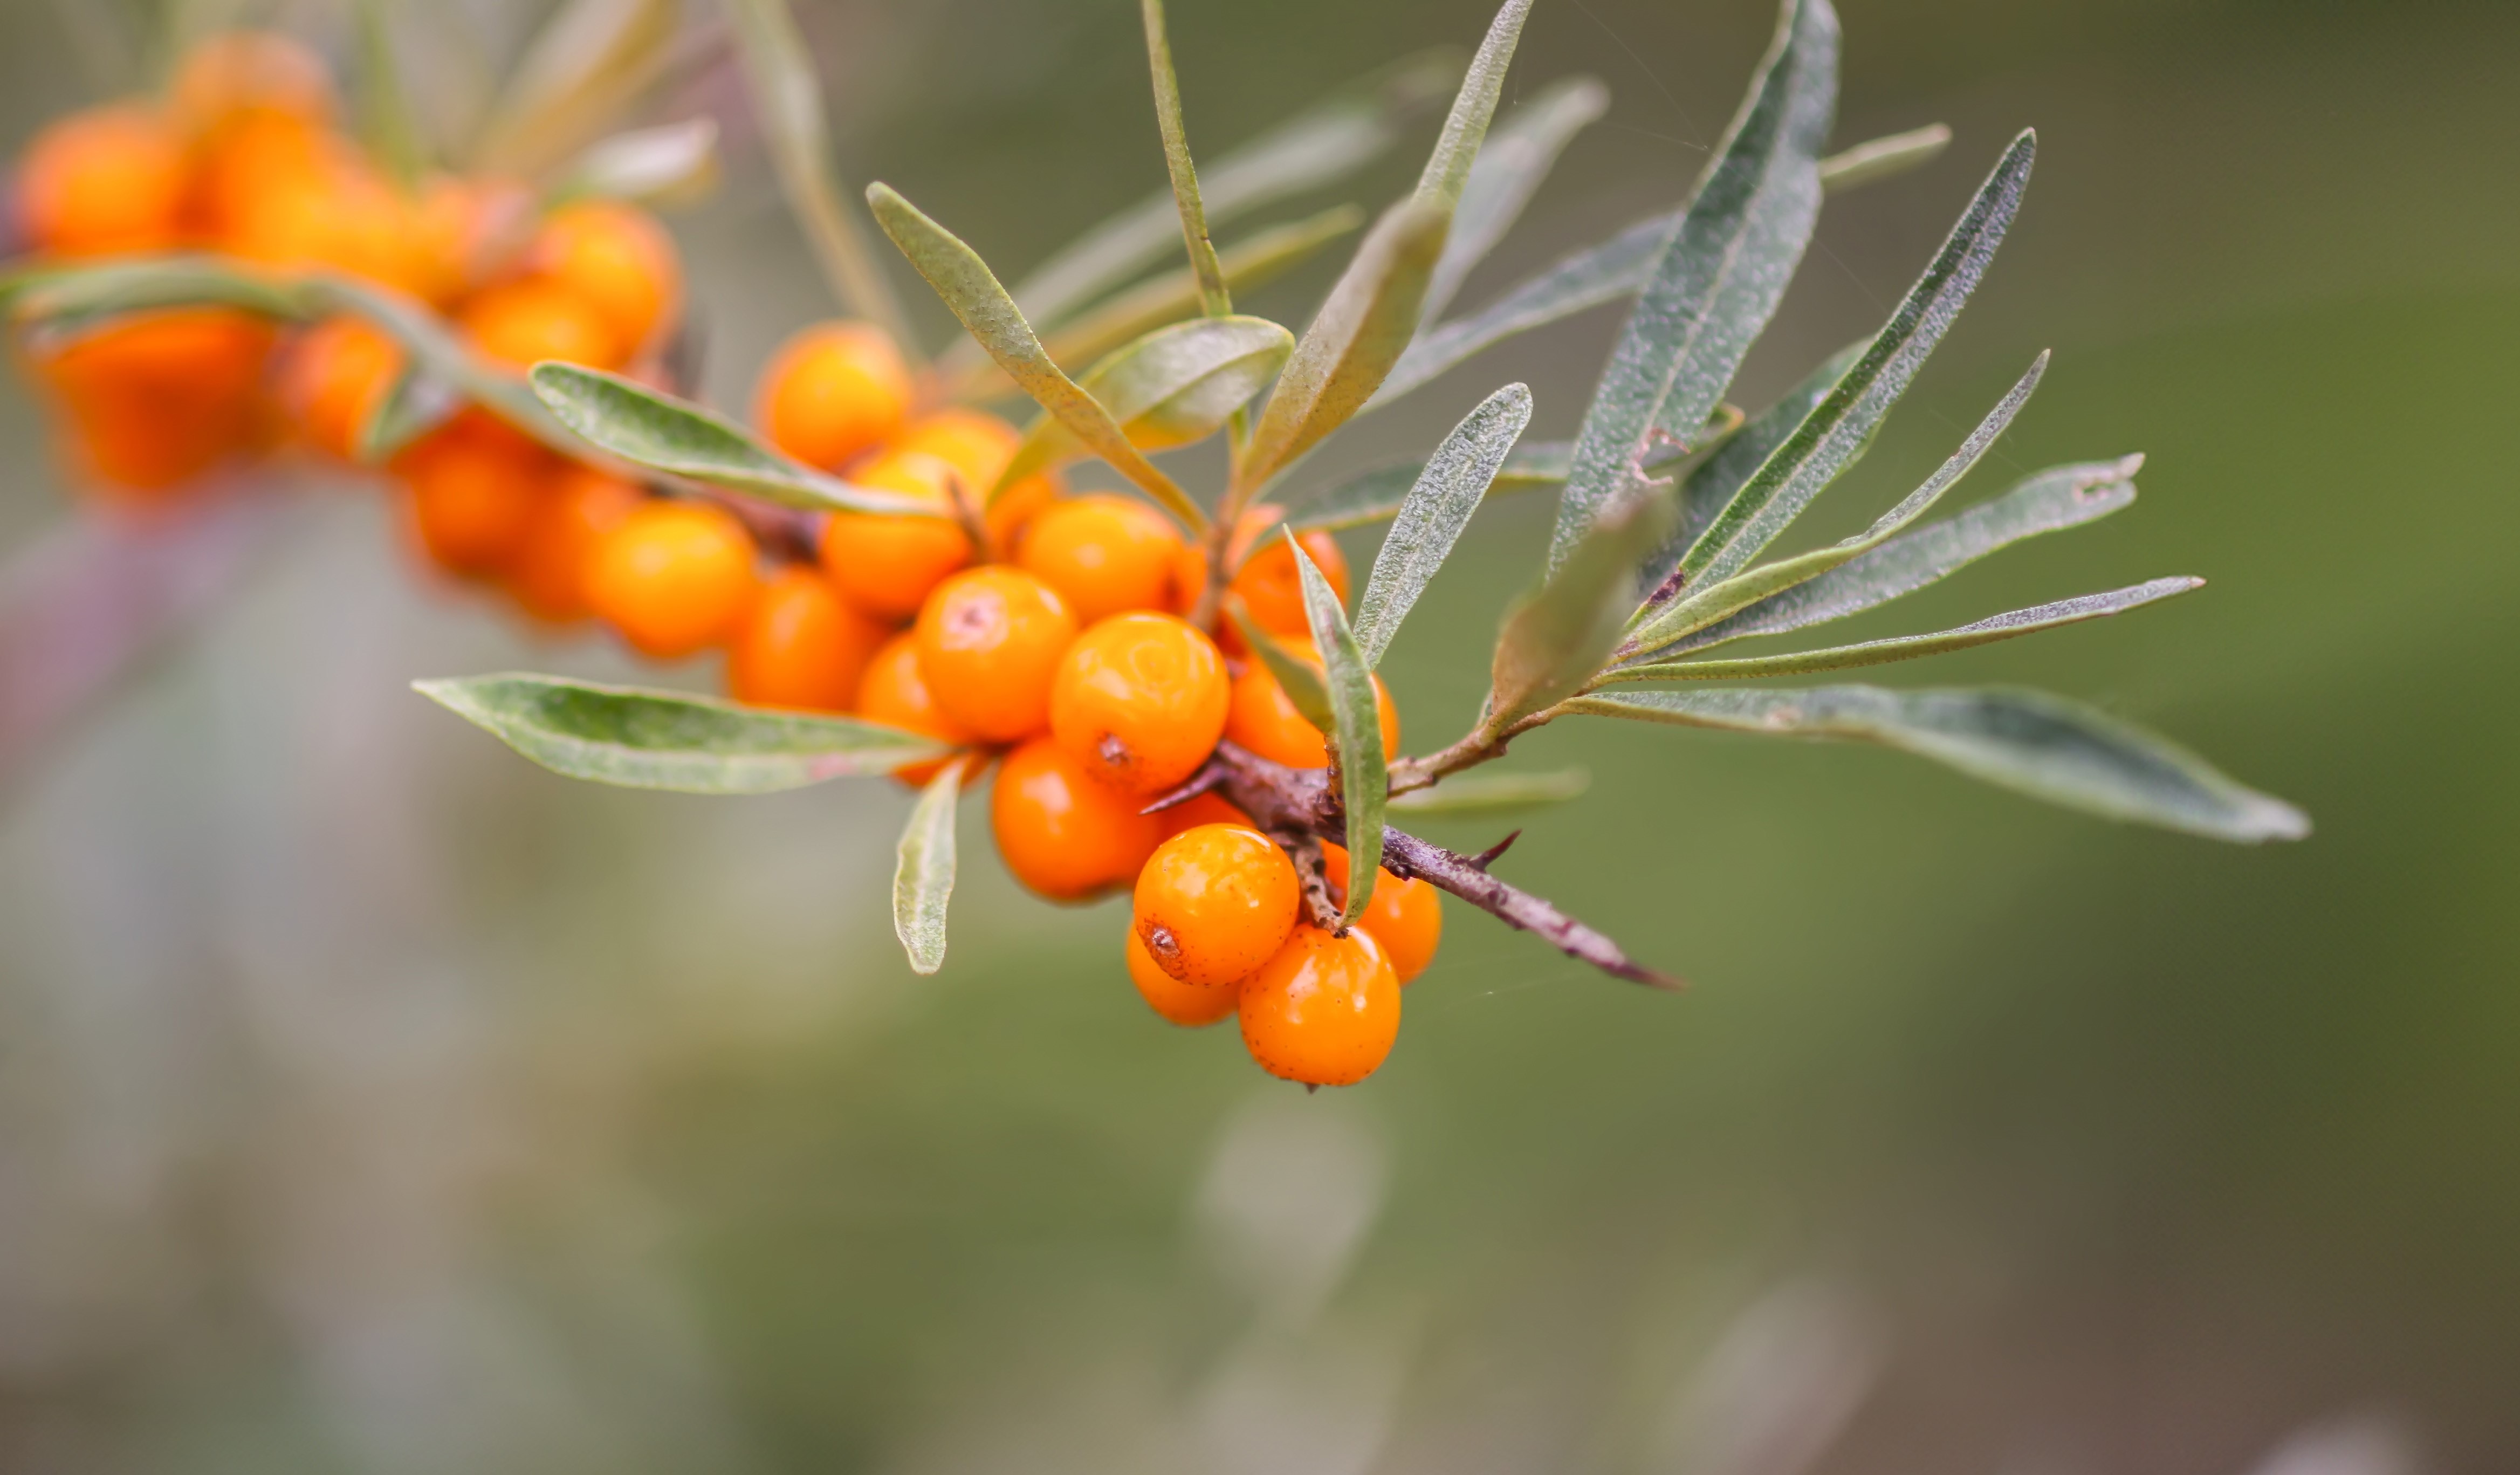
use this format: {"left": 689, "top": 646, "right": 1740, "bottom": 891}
{"left": 754, "top": 321, "right": 910, "bottom": 471}
{"left": 911, "top": 567, "right": 1079, "bottom": 744}
{"left": 17, "top": 105, "right": 188, "bottom": 258}
{"left": 1131, "top": 824, "right": 1300, "bottom": 988}
{"left": 1238, "top": 924, "right": 1401, "bottom": 1087}
{"left": 459, "top": 278, "right": 623, "bottom": 371}
{"left": 528, "top": 201, "right": 680, "bottom": 354}
{"left": 818, "top": 449, "right": 974, "bottom": 621}
{"left": 508, "top": 463, "right": 642, "bottom": 625}
{"left": 1018, "top": 495, "right": 1185, "bottom": 623}
{"left": 1233, "top": 519, "right": 1350, "bottom": 636}
{"left": 991, "top": 737, "right": 1164, "bottom": 902}
{"left": 890, "top": 407, "right": 1062, "bottom": 550}
{"left": 32, "top": 308, "right": 276, "bottom": 498}
{"left": 857, "top": 631, "right": 978, "bottom": 785}
{"left": 1320, "top": 842, "right": 1444, "bottom": 984}
{"left": 1157, "top": 791, "right": 1255, "bottom": 839}
{"left": 728, "top": 565, "right": 887, "bottom": 712}
{"left": 582, "top": 498, "right": 759, "bottom": 658}
{"left": 170, "top": 32, "right": 336, "bottom": 133}
{"left": 1048, "top": 612, "right": 1228, "bottom": 797}
{"left": 1125, "top": 928, "right": 1238, "bottom": 1028}
{"left": 396, "top": 413, "right": 555, "bottom": 578}
{"left": 278, "top": 314, "right": 403, "bottom": 461}
{"left": 1223, "top": 649, "right": 1399, "bottom": 770}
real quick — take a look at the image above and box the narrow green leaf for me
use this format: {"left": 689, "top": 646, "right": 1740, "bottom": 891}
{"left": 1817, "top": 122, "right": 1952, "bottom": 192}
{"left": 1643, "top": 340, "right": 1867, "bottom": 591}
{"left": 414, "top": 675, "right": 948, "bottom": 793}
{"left": 1386, "top": 767, "right": 1590, "bottom": 815}
{"left": 354, "top": 369, "right": 461, "bottom": 464}
{"left": 1293, "top": 441, "right": 1565, "bottom": 533}
{"left": 1351, "top": 382, "right": 1533, "bottom": 666}
{"left": 1601, "top": 577, "right": 2201, "bottom": 684}
{"left": 1415, "top": 0, "right": 1539, "bottom": 210}
{"left": 868, "top": 183, "right": 1209, "bottom": 533}
{"left": 1289, "top": 538, "right": 1388, "bottom": 924}
{"left": 1564, "top": 684, "right": 2310, "bottom": 843}
{"left": 1227, "top": 605, "right": 1336, "bottom": 733}
{"left": 1488, "top": 486, "right": 1678, "bottom": 729}
{"left": 2, "top": 254, "right": 315, "bottom": 325}
{"left": 471, "top": 0, "right": 677, "bottom": 179}
{"left": 1000, "top": 315, "right": 1294, "bottom": 494}
{"left": 1422, "top": 76, "right": 1611, "bottom": 325}
{"left": 1140, "top": 0, "right": 1230, "bottom": 317}
{"left": 306, "top": 275, "right": 583, "bottom": 454}
{"left": 894, "top": 756, "right": 969, "bottom": 976}
{"left": 554, "top": 118, "right": 720, "bottom": 206}
{"left": 1552, "top": 0, "right": 1839, "bottom": 569}
{"left": 353, "top": 0, "right": 428, "bottom": 187}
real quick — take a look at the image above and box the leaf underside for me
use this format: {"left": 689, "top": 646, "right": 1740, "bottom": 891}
{"left": 894, "top": 756, "right": 968, "bottom": 975}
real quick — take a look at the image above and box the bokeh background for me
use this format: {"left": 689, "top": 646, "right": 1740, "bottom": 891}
{"left": 2, "top": 0, "right": 2516, "bottom": 1471}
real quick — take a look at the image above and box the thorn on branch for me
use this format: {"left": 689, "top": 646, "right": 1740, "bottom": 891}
{"left": 1468, "top": 830, "right": 1521, "bottom": 872}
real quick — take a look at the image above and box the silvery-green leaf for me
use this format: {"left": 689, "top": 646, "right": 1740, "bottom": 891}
{"left": 1414, "top": 0, "right": 1539, "bottom": 211}
{"left": 555, "top": 118, "right": 719, "bottom": 206}
{"left": 1290, "top": 537, "right": 1388, "bottom": 923}
{"left": 2, "top": 254, "right": 314, "bottom": 326}
{"left": 1000, "top": 315, "right": 1294, "bottom": 494}
{"left": 1290, "top": 440, "right": 1566, "bottom": 532}
{"left": 528, "top": 363, "right": 938, "bottom": 516}
{"left": 1386, "top": 767, "right": 1590, "bottom": 815}
{"left": 1643, "top": 340, "right": 1866, "bottom": 590}
{"left": 1601, "top": 578, "right": 2201, "bottom": 684}
{"left": 1488, "top": 485, "right": 1677, "bottom": 729}
{"left": 894, "top": 756, "right": 969, "bottom": 976}
{"left": 1422, "top": 76, "right": 1610, "bottom": 324}
{"left": 1351, "top": 383, "right": 1532, "bottom": 666}
{"left": 1816, "top": 122, "right": 1952, "bottom": 192}
{"left": 471, "top": 0, "right": 677, "bottom": 177}
{"left": 354, "top": 368, "right": 462, "bottom": 464}
{"left": 1139, "top": 0, "right": 1230, "bottom": 316}
{"left": 868, "top": 183, "right": 1208, "bottom": 532}
{"left": 414, "top": 675, "right": 947, "bottom": 793}
{"left": 1551, "top": 0, "right": 1838, "bottom": 569}
{"left": 1227, "top": 606, "right": 1335, "bottom": 733}
{"left": 1564, "top": 684, "right": 2310, "bottom": 843}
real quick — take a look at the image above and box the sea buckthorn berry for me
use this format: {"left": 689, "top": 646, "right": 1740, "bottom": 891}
{"left": 1048, "top": 612, "right": 1229, "bottom": 796}
{"left": 754, "top": 321, "right": 910, "bottom": 471}
{"left": 1232, "top": 520, "right": 1350, "bottom": 636}
{"left": 396, "top": 413, "right": 555, "bottom": 578}
{"left": 35, "top": 309, "right": 276, "bottom": 497}
{"left": 279, "top": 315, "right": 403, "bottom": 462}
{"left": 1157, "top": 792, "right": 1255, "bottom": 840}
{"left": 818, "top": 449, "right": 974, "bottom": 620}
{"left": 912, "top": 567, "right": 1079, "bottom": 744}
{"left": 460, "top": 278, "right": 623, "bottom": 371}
{"left": 991, "top": 737, "right": 1165, "bottom": 902}
{"left": 1125, "top": 929, "right": 1238, "bottom": 1028}
{"left": 1019, "top": 495, "right": 1185, "bottom": 623}
{"left": 529, "top": 201, "right": 681, "bottom": 355}
{"left": 17, "top": 106, "right": 188, "bottom": 258}
{"left": 171, "top": 31, "right": 337, "bottom": 133}
{"left": 1239, "top": 924, "right": 1401, "bottom": 1087}
{"left": 1223, "top": 649, "right": 1399, "bottom": 770}
{"left": 891, "top": 408, "right": 1060, "bottom": 550}
{"left": 729, "top": 565, "right": 887, "bottom": 712}
{"left": 1321, "top": 842, "right": 1444, "bottom": 984}
{"left": 1132, "top": 824, "right": 1301, "bottom": 988}
{"left": 408, "top": 176, "right": 535, "bottom": 306}
{"left": 508, "top": 464, "right": 642, "bottom": 625}
{"left": 582, "top": 498, "right": 759, "bottom": 658}
{"left": 857, "top": 632, "right": 977, "bottom": 786}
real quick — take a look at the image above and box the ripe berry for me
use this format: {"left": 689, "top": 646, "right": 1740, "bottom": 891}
{"left": 528, "top": 201, "right": 680, "bottom": 355}
{"left": 1157, "top": 792, "right": 1255, "bottom": 839}
{"left": 1019, "top": 495, "right": 1185, "bottom": 623}
{"left": 396, "top": 413, "right": 555, "bottom": 578}
{"left": 279, "top": 314, "right": 403, "bottom": 462}
{"left": 728, "top": 565, "right": 887, "bottom": 713}
{"left": 1048, "top": 612, "right": 1228, "bottom": 797}
{"left": 582, "top": 498, "right": 759, "bottom": 658}
{"left": 1321, "top": 842, "right": 1444, "bottom": 984}
{"left": 754, "top": 321, "right": 910, "bottom": 471}
{"left": 460, "top": 278, "right": 623, "bottom": 371}
{"left": 1223, "top": 648, "right": 1399, "bottom": 770}
{"left": 1238, "top": 924, "right": 1401, "bottom": 1087}
{"left": 912, "top": 567, "right": 1079, "bottom": 744}
{"left": 1132, "top": 824, "right": 1300, "bottom": 988}
{"left": 16, "top": 106, "right": 188, "bottom": 258}
{"left": 32, "top": 308, "right": 275, "bottom": 498}
{"left": 1125, "top": 929, "right": 1238, "bottom": 1028}
{"left": 818, "top": 449, "right": 973, "bottom": 620}
{"left": 508, "top": 463, "right": 642, "bottom": 625}
{"left": 1233, "top": 519, "right": 1350, "bottom": 636}
{"left": 857, "top": 631, "right": 977, "bottom": 785}
{"left": 892, "top": 408, "right": 1059, "bottom": 550}
{"left": 170, "top": 31, "right": 337, "bottom": 133}
{"left": 991, "top": 737, "right": 1164, "bottom": 902}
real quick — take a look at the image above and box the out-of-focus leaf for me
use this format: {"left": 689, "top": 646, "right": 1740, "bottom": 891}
{"left": 528, "top": 363, "right": 939, "bottom": 516}
{"left": 1488, "top": 485, "right": 1677, "bottom": 729}
{"left": 472, "top": 0, "right": 676, "bottom": 178}
{"left": 353, "top": 0, "right": 427, "bottom": 187}
{"left": 868, "top": 184, "right": 1208, "bottom": 532}
{"left": 354, "top": 368, "right": 461, "bottom": 464}
{"left": 1414, "top": 0, "right": 1538, "bottom": 211}
{"left": 308, "top": 275, "right": 583, "bottom": 452}
{"left": 1228, "top": 606, "right": 1335, "bottom": 733}
{"left": 554, "top": 118, "right": 720, "bottom": 206}
{"left": 1351, "top": 382, "right": 1532, "bottom": 666}
{"left": 1292, "top": 438, "right": 1566, "bottom": 532}
{"left": 1603, "top": 578, "right": 2201, "bottom": 684}
{"left": 1817, "top": 122, "right": 1952, "bottom": 192}
{"left": 2, "top": 255, "right": 314, "bottom": 325}
{"left": 1422, "top": 76, "right": 1610, "bottom": 324}
{"left": 1001, "top": 316, "right": 1294, "bottom": 494}
{"left": 1552, "top": 0, "right": 1838, "bottom": 570}
{"left": 1140, "top": 0, "right": 1230, "bottom": 316}
{"left": 894, "top": 756, "right": 969, "bottom": 976}
{"left": 1564, "top": 683, "right": 2311, "bottom": 843}
{"left": 1643, "top": 340, "right": 1866, "bottom": 590}
{"left": 414, "top": 675, "right": 947, "bottom": 793}
{"left": 1663, "top": 455, "right": 2143, "bottom": 658}
{"left": 1290, "top": 538, "right": 1387, "bottom": 924}
{"left": 1386, "top": 767, "right": 1589, "bottom": 815}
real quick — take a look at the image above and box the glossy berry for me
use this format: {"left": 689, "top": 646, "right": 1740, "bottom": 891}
{"left": 754, "top": 321, "right": 910, "bottom": 471}
{"left": 991, "top": 737, "right": 1164, "bottom": 902}
{"left": 17, "top": 106, "right": 188, "bottom": 258}
{"left": 728, "top": 565, "right": 887, "bottom": 713}
{"left": 396, "top": 414, "right": 555, "bottom": 578}
{"left": 508, "top": 463, "right": 642, "bottom": 625}
{"left": 1132, "top": 824, "right": 1300, "bottom": 988}
{"left": 460, "top": 278, "right": 623, "bottom": 371}
{"left": 1157, "top": 791, "right": 1255, "bottom": 840}
{"left": 1238, "top": 924, "right": 1401, "bottom": 1087}
{"left": 1048, "top": 612, "right": 1228, "bottom": 797}
{"left": 528, "top": 201, "right": 680, "bottom": 355}
{"left": 892, "top": 408, "right": 1059, "bottom": 551}
{"left": 1233, "top": 519, "right": 1350, "bottom": 636}
{"left": 857, "top": 632, "right": 977, "bottom": 786}
{"left": 818, "top": 450, "right": 973, "bottom": 621}
{"left": 1322, "top": 842, "right": 1444, "bottom": 984}
{"left": 279, "top": 314, "right": 403, "bottom": 462}
{"left": 912, "top": 567, "right": 1079, "bottom": 744}
{"left": 33, "top": 308, "right": 275, "bottom": 497}
{"left": 1019, "top": 495, "right": 1185, "bottom": 623}
{"left": 582, "top": 498, "right": 759, "bottom": 658}
{"left": 1125, "top": 928, "right": 1238, "bottom": 1028}
{"left": 1223, "top": 649, "right": 1399, "bottom": 770}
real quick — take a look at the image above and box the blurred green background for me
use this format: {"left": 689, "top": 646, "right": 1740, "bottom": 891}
{"left": 2, "top": 0, "right": 2516, "bottom": 1471}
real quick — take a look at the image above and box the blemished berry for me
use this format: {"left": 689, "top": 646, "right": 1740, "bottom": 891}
{"left": 1048, "top": 612, "right": 1229, "bottom": 797}
{"left": 1223, "top": 648, "right": 1399, "bottom": 770}
{"left": 1322, "top": 842, "right": 1444, "bottom": 984}
{"left": 1157, "top": 791, "right": 1255, "bottom": 840}
{"left": 1238, "top": 924, "right": 1401, "bottom": 1087}
{"left": 279, "top": 314, "right": 403, "bottom": 462}
{"left": 460, "top": 278, "right": 623, "bottom": 372}
{"left": 582, "top": 498, "right": 759, "bottom": 658}
{"left": 397, "top": 414, "right": 556, "bottom": 578}
{"left": 170, "top": 31, "right": 337, "bottom": 133}
{"left": 818, "top": 449, "right": 974, "bottom": 621}
{"left": 892, "top": 408, "right": 1060, "bottom": 551}
{"left": 16, "top": 105, "right": 189, "bottom": 258}
{"left": 528, "top": 201, "right": 680, "bottom": 355}
{"left": 912, "top": 567, "right": 1079, "bottom": 744}
{"left": 1019, "top": 495, "right": 1185, "bottom": 623}
{"left": 1125, "top": 928, "right": 1238, "bottom": 1028}
{"left": 33, "top": 308, "right": 276, "bottom": 498}
{"left": 727, "top": 565, "right": 887, "bottom": 714}
{"left": 857, "top": 631, "right": 978, "bottom": 786}
{"left": 754, "top": 321, "right": 910, "bottom": 471}
{"left": 507, "top": 464, "right": 642, "bottom": 625}
{"left": 991, "top": 737, "right": 1165, "bottom": 902}
{"left": 1132, "top": 824, "right": 1301, "bottom": 988}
